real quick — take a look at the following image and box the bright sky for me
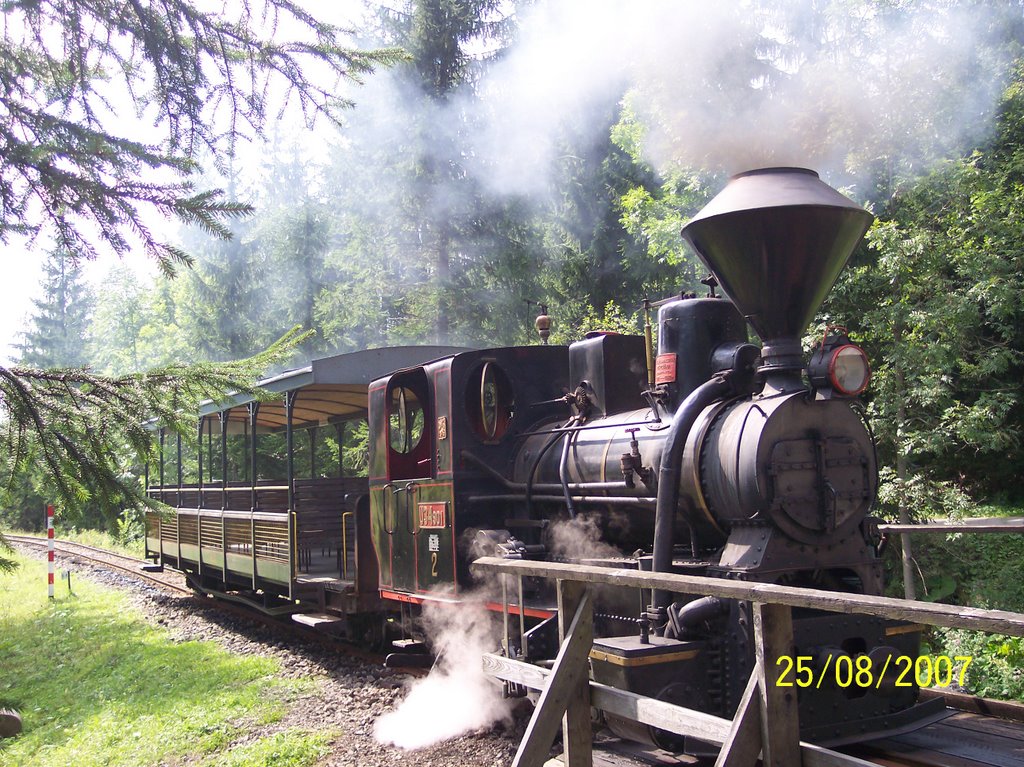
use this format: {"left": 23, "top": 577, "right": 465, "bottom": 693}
{"left": 1, "top": 243, "right": 41, "bottom": 365}
{"left": 0, "top": 234, "right": 161, "bottom": 366}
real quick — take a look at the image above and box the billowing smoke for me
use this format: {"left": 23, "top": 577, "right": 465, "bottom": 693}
{"left": 471, "top": 0, "right": 1013, "bottom": 190}
{"left": 167, "top": 1, "right": 1017, "bottom": 357}
{"left": 373, "top": 593, "right": 514, "bottom": 750}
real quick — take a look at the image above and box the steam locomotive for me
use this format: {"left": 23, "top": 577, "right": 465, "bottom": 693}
{"left": 146, "top": 167, "right": 937, "bottom": 754}
{"left": 365, "top": 167, "right": 936, "bottom": 748}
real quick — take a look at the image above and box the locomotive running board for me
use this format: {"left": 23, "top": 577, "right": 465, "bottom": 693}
{"left": 379, "top": 588, "right": 556, "bottom": 619}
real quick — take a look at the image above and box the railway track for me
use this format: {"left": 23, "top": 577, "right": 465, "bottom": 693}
{"left": 7, "top": 533, "right": 191, "bottom": 594}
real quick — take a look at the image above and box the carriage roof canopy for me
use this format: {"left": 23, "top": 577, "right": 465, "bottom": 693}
{"left": 197, "top": 346, "right": 469, "bottom": 431}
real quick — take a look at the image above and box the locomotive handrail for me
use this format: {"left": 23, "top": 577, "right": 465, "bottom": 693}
{"left": 461, "top": 449, "right": 635, "bottom": 495}
{"left": 341, "top": 510, "right": 353, "bottom": 579}
{"left": 402, "top": 482, "right": 418, "bottom": 536}
{"left": 379, "top": 483, "right": 395, "bottom": 535}
{"left": 472, "top": 556, "right": 1024, "bottom": 636}
{"left": 467, "top": 493, "right": 656, "bottom": 507}
{"left": 512, "top": 418, "right": 657, "bottom": 438}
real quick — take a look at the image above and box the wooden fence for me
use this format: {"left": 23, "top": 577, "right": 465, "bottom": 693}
{"left": 471, "top": 557, "right": 1024, "bottom": 767}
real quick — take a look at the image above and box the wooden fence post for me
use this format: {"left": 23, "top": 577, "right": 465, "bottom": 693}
{"left": 715, "top": 670, "right": 761, "bottom": 767}
{"left": 512, "top": 579, "right": 593, "bottom": 767}
{"left": 753, "top": 602, "right": 801, "bottom": 767}
{"left": 558, "top": 580, "right": 593, "bottom": 767}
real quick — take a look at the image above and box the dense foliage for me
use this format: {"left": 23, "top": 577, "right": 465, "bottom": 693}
{"left": 826, "top": 65, "right": 1024, "bottom": 509}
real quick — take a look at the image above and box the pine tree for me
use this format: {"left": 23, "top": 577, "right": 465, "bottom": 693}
{"left": 254, "top": 139, "right": 333, "bottom": 358}
{"left": 1, "top": 327, "right": 309, "bottom": 524}
{"left": 88, "top": 267, "right": 148, "bottom": 375}
{"left": 0, "top": 0, "right": 403, "bottom": 272}
{"left": 15, "top": 249, "right": 94, "bottom": 368}
{"left": 173, "top": 163, "right": 265, "bottom": 362}
{"left": 380, "top": 0, "right": 519, "bottom": 344}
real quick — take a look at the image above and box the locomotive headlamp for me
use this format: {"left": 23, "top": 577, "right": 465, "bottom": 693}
{"left": 829, "top": 344, "right": 871, "bottom": 395}
{"left": 807, "top": 331, "right": 871, "bottom": 397}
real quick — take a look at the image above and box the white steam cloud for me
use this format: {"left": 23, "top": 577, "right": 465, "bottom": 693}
{"left": 546, "top": 513, "right": 625, "bottom": 561}
{"left": 471, "top": 0, "right": 1011, "bottom": 190}
{"left": 373, "top": 594, "right": 514, "bottom": 750}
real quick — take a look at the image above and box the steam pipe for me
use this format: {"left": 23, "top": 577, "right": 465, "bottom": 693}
{"left": 650, "top": 375, "right": 733, "bottom": 614}
{"left": 524, "top": 418, "right": 577, "bottom": 519}
{"left": 558, "top": 427, "right": 578, "bottom": 518}
{"left": 666, "top": 596, "right": 729, "bottom": 639}
{"left": 462, "top": 450, "right": 638, "bottom": 495}
{"left": 516, "top": 418, "right": 654, "bottom": 437}
{"left": 650, "top": 343, "right": 758, "bottom": 616}
{"left": 468, "top": 494, "right": 656, "bottom": 507}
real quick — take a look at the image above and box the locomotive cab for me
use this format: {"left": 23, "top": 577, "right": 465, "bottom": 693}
{"left": 367, "top": 346, "right": 570, "bottom": 605}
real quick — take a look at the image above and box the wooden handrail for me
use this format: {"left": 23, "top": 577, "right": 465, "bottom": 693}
{"left": 472, "top": 556, "right": 1024, "bottom": 637}
{"left": 477, "top": 558, "right": 918, "bottom": 767}
{"left": 881, "top": 520, "right": 1024, "bottom": 533}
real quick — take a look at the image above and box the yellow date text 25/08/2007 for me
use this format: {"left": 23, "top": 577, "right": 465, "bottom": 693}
{"left": 775, "top": 654, "right": 972, "bottom": 690}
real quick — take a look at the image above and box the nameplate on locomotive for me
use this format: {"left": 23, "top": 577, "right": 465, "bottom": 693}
{"left": 418, "top": 502, "right": 447, "bottom": 529}
{"left": 655, "top": 353, "right": 677, "bottom": 384}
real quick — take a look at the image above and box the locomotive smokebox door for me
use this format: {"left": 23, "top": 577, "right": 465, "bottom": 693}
{"left": 698, "top": 393, "right": 877, "bottom": 546}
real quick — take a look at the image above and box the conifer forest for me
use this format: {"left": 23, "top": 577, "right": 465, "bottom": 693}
{"left": 3, "top": 0, "right": 1024, "bottom": 615}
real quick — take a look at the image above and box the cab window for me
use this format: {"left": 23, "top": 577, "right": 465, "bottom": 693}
{"left": 386, "top": 370, "right": 433, "bottom": 480}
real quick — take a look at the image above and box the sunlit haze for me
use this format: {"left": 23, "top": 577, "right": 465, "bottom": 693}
{"left": 0, "top": 0, "right": 1007, "bottom": 366}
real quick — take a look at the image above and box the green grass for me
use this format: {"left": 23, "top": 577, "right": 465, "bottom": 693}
{"left": 0, "top": 552, "right": 334, "bottom": 767}
{"left": 208, "top": 731, "right": 333, "bottom": 767}
{"left": 960, "top": 501, "right": 1024, "bottom": 520}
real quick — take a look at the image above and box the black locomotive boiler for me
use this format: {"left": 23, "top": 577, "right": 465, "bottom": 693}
{"left": 367, "top": 167, "right": 938, "bottom": 749}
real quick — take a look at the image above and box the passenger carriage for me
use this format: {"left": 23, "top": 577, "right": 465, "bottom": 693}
{"left": 143, "top": 346, "right": 465, "bottom": 624}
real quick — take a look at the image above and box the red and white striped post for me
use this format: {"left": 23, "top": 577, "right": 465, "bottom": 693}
{"left": 46, "top": 504, "right": 55, "bottom": 599}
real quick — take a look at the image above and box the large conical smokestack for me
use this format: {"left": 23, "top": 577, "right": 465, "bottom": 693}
{"left": 681, "top": 168, "right": 872, "bottom": 371}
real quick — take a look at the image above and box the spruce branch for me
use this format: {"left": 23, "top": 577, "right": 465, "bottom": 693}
{"left": 0, "top": 326, "right": 311, "bottom": 517}
{"left": 0, "top": 0, "right": 406, "bottom": 265}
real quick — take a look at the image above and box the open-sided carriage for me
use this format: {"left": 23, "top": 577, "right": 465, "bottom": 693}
{"left": 143, "top": 346, "right": 465, "bottom": 622}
